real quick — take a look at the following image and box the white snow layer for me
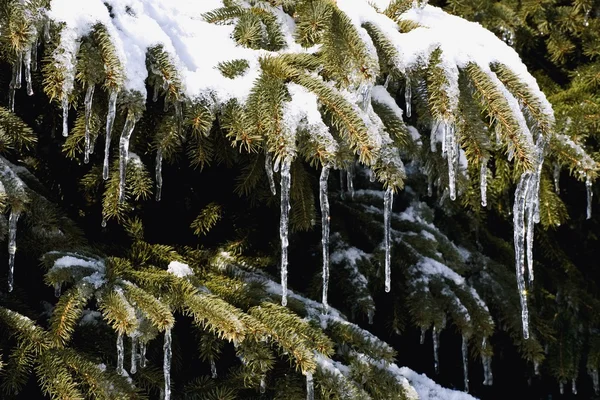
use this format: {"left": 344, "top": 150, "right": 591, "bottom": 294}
{"left": 167, "top": 260, "right": 193, "bottom": 277}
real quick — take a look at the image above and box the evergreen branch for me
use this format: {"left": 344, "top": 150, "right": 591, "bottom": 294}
{"left": 123, "top": 283, "right": 175, "bottom": 332}
{"left": 191, "top": 202, "right": 223, "bottom": 236}
{"left": 49, "top": 285, "right": 91, "bottom": 348}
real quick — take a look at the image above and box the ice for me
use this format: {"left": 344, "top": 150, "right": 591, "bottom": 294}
{"left": 432, "top": 326, "right": 440, "bottom": 374}
{"left": 62, "top": 94, "right": 69, "bottom": 137}
{"left": 24, "top": 47, "right": 33, "bottom": 96}
{"left": 572, "top": 378, "right": 577, "bottom": 395}
{"left": 553, "top": 164, "right": 560, "bottom": 194}
{"left": 14, "top": 52, "right": 22, "bottom": 90}
{"left": 7, "top": 211, "right": 20, "bottom": 292}
{"left": 587, "top": 174, "right": 593, "bottom": 220}
{"left": 164, "top": 328, "right": 172, "bottom": 400}
{"left": 210, "top": 359, "right": 217, "bottom": 378}
{"left": 265, "top": 152, "right": 277, "bottom": 196}
{"left": 167, "top": 260, "right": 193, "bottom": 277}
{"left": 481, "top": 337, "right": 493, "bottom": 386}
{"left": 103, "top": 90, "right": 118, "bottom": 180}
{"left": 130, "top": 335, "right": 138, "bottom": 374}
{"left": 116, "top": 331, "right": 124, "bottom": 375}
{"left": 31, "top": 39, "right": 38, "bottom": 72}
{"left": 480, "top": 159, "right": 488, "bottom": 207}
{"left": 140, "top": 341, "right": 147, "bottom": 368}
{"left": 420, "top": 327, "right": 426, "bottom": 344}
{"left": 339, "top": 169, "right": 346, "bottom": 200}
{"left": 560, "top": 381, "right": 564, "bottom": 395}
{"left": 320, "top": 166, "right": 331, "bottom": 313}
{"left": 260, "top": 376, "right": 266, "bottom": 393}
{"left": 368, "top": 309, "right": 374, "bottom": 324}
{"left": 118, "top": 113, "right": 137, "bottom": 202}
{"left": 8, "top": 87, "right": 15, "bottom": 112}
{"left": 155, "top": 148, "right": 163, "bottom": 201}
{"left": 405, "top": 76, "right": 412, "bottom": 118}
{"left": 383, "top": 187, "right": 394, "bottom": 292}
{"left": 534, "top": 360, "right": 540, "bottom": 375}
{"left": 306, "top": 372, "right": 314, "bottom": 400}
{"left": 442, "top": 123, "right": 458, "bottom": 201}
{"left": 347, "top": 165, "right": 355, "bottom": 200}
{"left": 590, "top": 368, "right": 599, "bottom": 395}
{"left": 462, "top": 335, "right": 469, "bottom": 392}
{"left": 84, "top": 84, "right": 95, "bottom": 164}
{"left": 54, "top": 282, "right": 61, "bottom": 297}
{"left": 280, "top": 159, "right": 291, "bottom": 307}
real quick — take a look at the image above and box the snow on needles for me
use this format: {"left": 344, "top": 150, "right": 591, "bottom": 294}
{"left": 167, "top": 260, "right": 193, "bottom": 277}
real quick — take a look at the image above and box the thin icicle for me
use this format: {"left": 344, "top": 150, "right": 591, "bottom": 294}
{"left": 62, "top": 94, "right": 69, "bottom": 137}
{"left": 14, "top": 52, "right": 22, "bottom": 90}
{"left": 320, "top": 166, "right": 331, "bottom": 313}
{"left": 103, "top": 90, "right": 118, "bottom": 180}
{"left": 572, "top": 378, "right": 577, "bottom": 395}
{"left": 427, "top": 178, "right": 433, "bottom": 197}
{"left": 480, "top": 159, "right": 488, "bottom": 207}
{"left": 339, "top": 169, "right": 346, "bottom": 200}
{"left": 432, "top": 326, "right": 440, "bottom": 374}
{"left": 280, "top": 158, "right": 291, "bottom": 307}
{"left": 404, "top": 76, "right": 411, "bottom": 118}
{"left": 130, "top": 335, "right": 138, "bottom": 374}
{"left": 265, "top": 152, "right": 276, "bottom": 195}
{"left": 534, "top": 360, "right": 540, "bottom": 375}
{"left": 118, "top": 112, "right": 137, "bottom": 203}
{"left": 210, "top": 359, "right": 217, "bottom": 378}
{"left": 482, "top": 337, "right": 493, "bottom": 386}
{"left": 260, "top": 376, "right": 266, "bottom": 393}
{"left": 83, "top": 84, "right": 95, "bottom": 164}
{"left": 347, "top": 164, "right": 354, "bottom": 200}
{"left": 31, "top": 39, "right": 38, "bottom": 72}
{"left": 367, "top": 309, "right": 374, "bottom": 325}
{"left": 116, "top": 332, "right": 124, "bottom": 375}
{"left": 54, "top": 282, "right": 61, "bottom": 297}
{"left": 24, "top": 47, "right": 33, "bottom": 96}
{"left": 7, "top": 211, "right": 20, "bottom": 292}
{"left": 384, "top": 187, "right": 393, "bottom": 292}
{"left": 383, "top": 74, "right": 391, "bottom": 89}
{"left": 140, "top": 341, "right": 147, "bottom": 368}
{"left": 462, "top": 335, "right": 469, "bottom": 392}
{"left": 8, "top": 87, "right": 15, "bottom": 112}
{"left": 163, "top": 328, "right": 172, "bottom": 400}
{"left": 591, "top": 368, "right": 599, "bottom": 395}
{"left": 305, "top": 372, "right": 314, "bottom": 400}
{"left": 155, "top": 149, "right": 163, "bottom": 201}
{"left": 444, "top": 123, "right": 458, "bottom": 201}
{"left": 559, "top": 381, "right": 564, "bottom": 395}
{"left": 420, "top": 327, "right": 426, "bottom": 344}
{"left": 430, "top": 122, "right": 438, "bottom": 152}
{"left": 360, "top": 83, "right": 372, "bottom": 111}
{"left": 586, "top": 174, "right": 593, "bottom": 220}
{"left": 554, "top": 164, "right": 560, "bottom": 194}
{"left": 153, "top": 85, "right": 159, "bottom": 102}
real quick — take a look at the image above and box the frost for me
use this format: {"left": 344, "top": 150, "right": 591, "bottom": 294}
{"left": 167, "top": 260, "right": 193, "bottom": 277}
{"left": 279, "top": 159, "right": 291, "bottom": 306}
{"left": 320, "top": 166, "right": 331, "bottom": 313}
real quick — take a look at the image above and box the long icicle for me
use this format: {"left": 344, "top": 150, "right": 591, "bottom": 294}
{"left": 320, "top": 166, "right": 331, "bottom": 313}
{"left": 432, "top": 326, "right": 440, "bottom": 374}
{"left": 405, "top": 75, "right": 412, "bottom": 118}
{"left": 14, "top": 51, "right": 22, "bottom": 90}
{"left": 462, "top": 335, "right": 469, "bottom": 392}
{"left": 480, "top": 158, "right": 488, "bottom": 207}
{"left": 384, "top": 187, "right": 394, "bottom": 292}
{"left": 84, "top": 84, "right": 95, "bottom": 164}
{"left": 116, "top": 332, "right": 124, "bottom": 375}
{"left": 130, "top": 335, "right": 138, "bottom": 374}
{"left": 62, "top": 93, "right": 69, "bottom": 137}
{"left": 587, "top": 174, "right": 593, "bottom": 220}
{"left": 103, "top": 90, "right": 118, "bottom": 180}
{"left": 482, "top": 337, "right": 493, "bottom": 386}
{"left": 7, "top": 210, "right": 20, "bottom": 292}
{"left": 24, "top": 47, "right": 33, "bottom": 96}
{"left": 306, "top": 372, "right": 314, "bottom": 400}
{"left": 280, "top": 158, "right": 292, "bottom": 306}
{"left": 514, "top": 173, "right": 533, "bottom": 339}
{"left": 163, "top": 328, "right": 172, "bottom": 400}
{"left": 8, "top": 56, "right": 19, "bottom": 111}
{"left": 118, "top": 112, "right": 137, "bottom": 203}
{"left": 156, "top": 149, "right": 163, "bottom": 201}
{"left": 265, "top": 152, "right": 277, "bottom": 195}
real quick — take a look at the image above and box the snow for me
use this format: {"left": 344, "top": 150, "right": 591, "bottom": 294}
{"left": 397, "top": 366, "right": 478, "bottom": 400}
{"left": 167, "top": 260, "right": 193, "bottom": 277}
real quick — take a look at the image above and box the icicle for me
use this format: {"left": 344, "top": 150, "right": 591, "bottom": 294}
{"left": 513, "top": 173, "right": 533, "bottom": 339}
{"left": 8, "top": 87, "right": 15, "bottom": 112}
{"left": 572, "top": 378, "right": 577, "bottom": 395}
{"left": 163, "top": 328, "right": 172, "bottom": 400}
{"left": 14, "top": 52, "right": 22, "bottom": 90}
{"left": 101, "top": 218, "right": 107, "bottom": 228}
{"left": 156, "top": 149, "right": 163, "bottom": 202}
{"left": 586, "top": 174, "right": 593, "bottom": 220}
{"left": 427, "top": 179, "right": 433, "bottom": 197}
{"left": 347, "top": 165, "right": 354, "bottom": 200}
{"left": 54, "top": 282, "right": 61, "bottom": 297}
{"left": 367, "top": 309, "right": 374, "bottom": 325}
{"left": 481, "top": 337, "right": 493, "bottom": 386}
{"left": 369, "top": 168, "right": 376, "bottom": 182}
{"left": 103, "top": 90, "right": 118, "bottom": 180}
{"left": 260, "top": 376, "right": 266, "bottom": 393}
{"left": 383, "top": 187, "right": 394, "bottom": 293}
{"left": 31, "top": 39, "right": 37, "bottom": 72}
{"left": 265, "top": 152, "right": 277, "bottom": 195}
{"left": 554, "top": 164, "right": 560, "bottom": 194}
{"left": 118, "top": 112, "right": 137, "bottom": 203}
{"left": 153, "top": 85, "right": 159, "bottom": 102}
{"left": 279, "top": 159, "right": 291, "bottom": 307}
{"left": 404, "top": 76, "right": 412, "bottom": 118}
{"left": 140, "top": 341, "right": 147, "bottom": 368}
{"left": 210, "top": 359, "right": 217, "bottom": 379}
{"left": 24, "top": 47, "right": 33, "bottom": 96}
{"left": 480, "top": 159, "right": 488, "bottom": 207}
{"left": 462, "top": 335, "right": 469, "bottom": 392}
{"left": 130, "top": 335, "right": 138, "bottom": 374}
{"left": 339, "top": 169, "right": 346, "bottom": 200}
{"left": 360, "top": 83, "right": 372, "bottom": 111}
{"left": 444, "top": 123, "right": 458, "bottom": 201}
{"left": 420, "top": 327, "right": 426, "bottom": 344}
{"left": 62, "top": 94, "right": 69, "bottom": 137}
{"left": 432, "top": 326, "right": 440, "bottom": 374}
{"left": 305, "top": 372, "right": 314, "bottom": 400}
{"left": 84, "top": 84, "right": 95, "bottom": 164}
{"left": 430, "top": 121, "right": 438, "bottom": 152}
{"left": 383, "top": 74, "right": 391, "bottom": 89}
{"left": 591, "top": 368, "right": 599, "bottom": 395}
{"left": 116, "top": 332, "right": 124, "bottom": 375}
{"left": 559, "top": 381, "right": 564, "bottom": 395}
{"left": 320, "top": 166, "right": 331, "bottom": 313}
{"left": 7, "top": 211, "right": 20, "bottom": 292}
{"left": 534, "top": 360, "right": 540, "bottom": 375}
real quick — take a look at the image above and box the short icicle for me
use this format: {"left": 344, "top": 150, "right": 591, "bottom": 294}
{"left": 420, "top": 327, "right": 426, "bottom": 344}
{"left": 305, "top": 372, "right": 314, "bottom": 400}
{"left": 163, "top": 328, "right": 172, "bottom": 400}
{"left": 384, "top": 187, "right": 394, "bottom": 292}
{"left": 62, "top": 94, "right": 69, "bottom": 137}
{"left": 279, "top": 158, "right": 292, "bottom": 307}
{"left": 210, "top": 359, "right": 217, "bottom": 379}
{"left": 347, "top": 164, "right": 354, "bottom": 200}
{"left": 7, "top": 210, "right": 20, "bottom": 292}
{"left": 118, "top": 112, "right": 137, "bottom": 203}
{"left": 265, "top": 152, "right": 277, "bottom": 195}
{"left": 54, "top": 282, "right": 61, "bottom": 297}
{"left": 103, "top": 90, "right": 118, "bottom": 180}
{"left": 140, "top": 341, "right": 147, "bottom": 368}
{"left": 553, "top": 164, "right": 560, "bottom": 194}
{"left": 83, "top": 84, "right": 95, "bottom": 164}
{"left": 404, "top": 76, "right": 412, "bottom": 118}
{"left": 24, "top": 47, "right": 33, "bottom": 96}
{"left": 260, "top": 376, "right": 266, "bottom": 393}
{"left": 480, "top": 158, "right": 488, "bottom": 207}
{"left": 481, "top": 337, "right": 493, "bottom": 386}
{"left": 559, "top": 381, "right": 564, "bottom": 395}
{"left": 155, "top": 149, "right": 163, "bottom": 201}
{"left": 130, "top": 335, "right": 138, "bottom": 374}
{"left": 320, "top": 166, "right": 331, "bottom": 313}
{"left": 586, "top": 174, "right": 593, "bottom": 220}
{"left": 572, "top": 378, "right": 577, "bottom": 395}
{"left": 462, "top": 335, "right": 469, "bottom": 392}
{"left": 116, "top": 332, "right": 124, "bottom": 375}
{"left": 591, "top": 368, "right": 599, "bottom": 395}
{"left": 432, "top": 326, "right": 440, "bottom": 374}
